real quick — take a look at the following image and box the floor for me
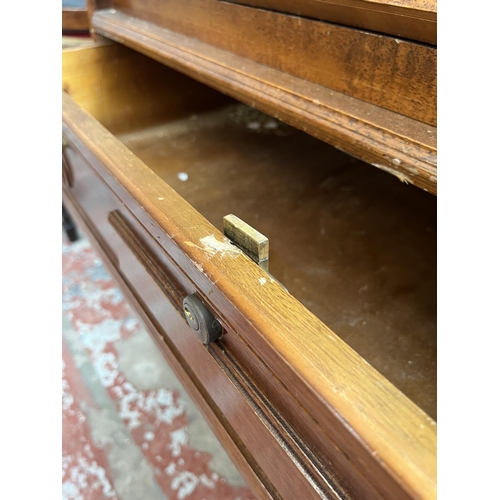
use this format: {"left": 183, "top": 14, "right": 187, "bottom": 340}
{"left": 62, "top": 228, "right": 255, "bottom": 500}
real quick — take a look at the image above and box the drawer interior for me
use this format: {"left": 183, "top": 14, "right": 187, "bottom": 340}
{"left": 63, "top": 43, "right": 436, "bottom": 419}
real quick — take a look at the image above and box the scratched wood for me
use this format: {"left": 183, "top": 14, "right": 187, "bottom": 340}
{"left": 223, "top": 215, "right": 269, "bottom": 271}
{"left": 63, "top": 44, "right": 436, "bottom": 499}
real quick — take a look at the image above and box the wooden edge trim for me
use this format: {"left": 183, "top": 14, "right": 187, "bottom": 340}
{"left": 63, "top": 88, "right": 436, "bottom": 499}
{"left": 210, "top": 343, "right": 350, "bottom": 499}
{"left": 91, "top": 10, "right": 437, "bottom": 195}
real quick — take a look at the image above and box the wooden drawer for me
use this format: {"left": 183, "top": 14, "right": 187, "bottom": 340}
{"left": 87, "top": 2, "right": 437, "bottom": 194}
{"left": 62, "top": 43, "right": 436, "bottom": 500}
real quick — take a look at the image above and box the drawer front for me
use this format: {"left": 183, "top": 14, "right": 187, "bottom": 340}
{"left": 62, "top": 136, "right": 356, "bottom": 500}
{"left": 62, "top": 49, "right": 436, "bottom": 498}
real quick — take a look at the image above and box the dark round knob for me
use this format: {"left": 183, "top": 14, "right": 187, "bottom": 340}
{"left": 182, "top": 294, "right": 222, "bottom": 345}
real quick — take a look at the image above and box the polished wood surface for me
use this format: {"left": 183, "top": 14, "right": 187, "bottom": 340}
{"left": 90, "top": 12, "right": 437, "bottom": 194}
{"left": 90, "top": 1, "right": 436, "bottom": 126}
{"left": 63, "top": 44, "right": 436, "bottom": 499}
{"left": 227, "top": 0, "right": 437, "bottom": 44}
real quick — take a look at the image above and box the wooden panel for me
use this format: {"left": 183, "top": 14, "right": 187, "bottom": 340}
{"left": 226, "top": 0, "right": 436, "bottom": 44}
{"left": 62, "top": 142, "right": 346, "bottom": 499}
{"left": 62, "top": 191, "right": 275, "bottom": 500}
{"left": 116, "top": 105, "right": 437, "bottom": 419}
{"left": 90, "top": 0, "right": 436, "bottom": 126}
{"left": 86, "top": 0, "right": 112, "bottom": 41}
{"left": 63, "top": 7, "right": 90, "bottom": 32}
{"left": 62, "top": 44, "right": 231, "bottom": 134}
{"left": 62, "top": 86, "right": 436, "bottom": 499}
{"left": 86, "top": 21, "right": 437, "bottom": 193}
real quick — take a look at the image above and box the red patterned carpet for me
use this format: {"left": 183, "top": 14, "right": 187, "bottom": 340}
{"left": 62, "top": 232, "right": 255, "bottom": 500}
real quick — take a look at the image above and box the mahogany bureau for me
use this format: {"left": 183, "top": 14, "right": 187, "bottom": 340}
{"left": 62, "top": 1, "right": 437, "bottom": 498}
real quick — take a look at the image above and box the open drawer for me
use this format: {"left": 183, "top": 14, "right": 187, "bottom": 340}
{"left": 62, "top": 43, "right": 436, "bottom": 500}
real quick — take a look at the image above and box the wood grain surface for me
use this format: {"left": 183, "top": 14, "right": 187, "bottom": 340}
{"left": 90, "top": 1, "right": 437, "bottom": 125}
{"left": 226, "top": 0, "right": 437, "bottom": 44}
{"left": 63, "top": 43, "right": 436, "bottom": 499}
{"left": 62, "top": 43, "right": 230, "bottom": 134}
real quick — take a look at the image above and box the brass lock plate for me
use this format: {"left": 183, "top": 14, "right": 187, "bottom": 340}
{"left": 223, "top": 214, "right": 269, "bottom": 272}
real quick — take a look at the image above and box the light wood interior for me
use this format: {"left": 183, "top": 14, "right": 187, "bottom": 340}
{"left": 63, "top": 44, "right": 436, "bottom": 419}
